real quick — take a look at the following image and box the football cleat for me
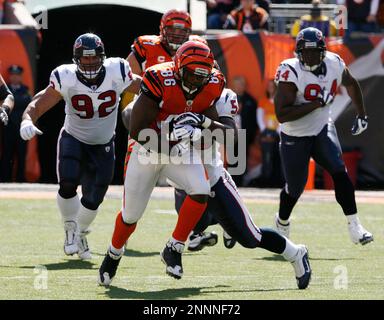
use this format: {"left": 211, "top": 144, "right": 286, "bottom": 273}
{"left": 98, "top": 249, "right": 123, "bottom": 286}
{"left": 77, "top": 230, "right": 92, "bottom": 260}
{"left": 274, "top": 213, "right": 290, "bottom": 238}
{"left": 290, "top": 245, "right": 311, "bottom": 290}
{"left": 160, "top": 240, "right": 184, "bottom": 279}
{"left": 63, "top": 221, "right": 79, "bottom": 256}
{"left": 348, "top": 221, "right": 373, "bottom": 245}
{"left": 223, "top": 231, "right": 236, "bottom": 249}
{"left": 187, "top": 231, "right": 218, "bottom": 251}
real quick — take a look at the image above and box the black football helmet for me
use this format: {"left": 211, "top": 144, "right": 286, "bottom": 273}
{"left": 295, "top": 27, "right": 326, "bottom": 71}
{"left": 73, "top": 33, "right": 106, "bottom": 80}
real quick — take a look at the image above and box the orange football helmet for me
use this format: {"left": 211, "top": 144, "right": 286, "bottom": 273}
{"left": 174, "top": 40, "right": 215, "bottom": 94}
{"left": 160, "top": 10, "right": 192, "bottom": 51}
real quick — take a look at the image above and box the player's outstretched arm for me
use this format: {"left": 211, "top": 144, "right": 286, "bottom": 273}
{"left": 20, "top": 86, "right": 62, "bottom": 140}
{"left": 342, "top": 68, "right": 367, "bottom": 118}
{"left": 127, "top": 52, "right": 143, "bottom": 75}
{"left": 123, "top": 74, "right": 142, "bottom": 96}
{"left": 342, "top": 68, "right": 368, "bottom": 135}
{"left": 0, "top": 74, "right": 15, "bottom": 126}
{"left": 274, "top": 82, "right": 323, "bottom": 123}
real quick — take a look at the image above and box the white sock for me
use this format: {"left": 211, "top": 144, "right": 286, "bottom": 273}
{"left": 346, "top": 214, "right": 359, "bottom": 224}
{"left": 78, "top": 203, "right": 98, "bottom": 233}
{"left": 282, "top": 238, "right": 300, "bottom": 262}
{"left": 278, "top": 217, "right": 290, "bottom": 225}
{"left": 168, "top": 237, "right": 185, "bottom": 253}
{"left": 57, "top": 193, "right": 80, "bottom": 223}
{"left": 109, "top": 244, "right": 124, "bottom": 257}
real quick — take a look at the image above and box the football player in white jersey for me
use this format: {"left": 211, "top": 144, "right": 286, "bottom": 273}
{"left": 170, "top": 88, "right": 312, "bottom": 289}
{"left": 274, "top": 27, "right": 373, "bottom": 245}
{"left": 20, "top": 33, "right": 141, "bottom": 259}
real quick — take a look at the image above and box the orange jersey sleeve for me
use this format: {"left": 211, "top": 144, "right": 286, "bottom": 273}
{"left": 131, "top": 35, "right": 173, "bottom": 72}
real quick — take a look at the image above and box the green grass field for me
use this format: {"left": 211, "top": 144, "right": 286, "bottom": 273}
{"left": 0, "top": 195, "right": 383, "bottom": 300}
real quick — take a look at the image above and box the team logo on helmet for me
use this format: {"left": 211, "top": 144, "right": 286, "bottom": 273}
{"left": 95, "top": 38, "right": 102, "bottom": 47}
{"left": 74, "top": 38, "right": 82, "bottom": 49}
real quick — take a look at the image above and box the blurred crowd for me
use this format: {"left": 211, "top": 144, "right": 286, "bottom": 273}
{"left": 206, "top": 0, "right": 384, "bottom": 34}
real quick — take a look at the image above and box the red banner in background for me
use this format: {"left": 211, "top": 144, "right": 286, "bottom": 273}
{"left": 0, "top": 28, "right": 40, "bottom": 182}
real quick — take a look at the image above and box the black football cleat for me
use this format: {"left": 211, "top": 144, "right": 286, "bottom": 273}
{"left": 160, "top": 240, "right": 184, "bottom": 279}
{"left": 98, "top": 250, "right": 122, "bottom": 286}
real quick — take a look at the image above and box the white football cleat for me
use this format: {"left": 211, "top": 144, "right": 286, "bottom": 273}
{"left": 348, "top": 220, "right": 373, "bottom": 245}
{"left": 274, "top": 213, "right": 290, "bottom": 238}
{"left": 290, "top": 244, "right": 311, "bottom": 289}
{"left": 77, "top": 230, "right": 92, "bottom": 260}
{"left": 187, "top": 231, "right": 218, "bottom": 251}
{"left": 63, "top": 221, "right": 78, "bottom": 256}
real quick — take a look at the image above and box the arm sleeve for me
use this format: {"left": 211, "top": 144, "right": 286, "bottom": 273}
{"left": 275, "top": 63, "right": 299, "bottom": 86}
{"left": 216, "top": 89, "right": 238, "bottom": 118}
{"left": 49, "top": 68, "right": 64, "bottom": 95}
{"left": 120, "top": 59, "right": 134, "bottom": 90}
{"left": 131, "top": 37, "right": 146, "bottom": 65}
{"left": 140, "top": 69, "right": 162, "bottom": 104}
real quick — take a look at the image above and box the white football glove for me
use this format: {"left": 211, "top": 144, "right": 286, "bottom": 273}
{"left": 20, "top": 119, "right": 43, "bottom": 140}
{"left": 351, "top": 115, "right": 368, "bottom": 135}
{"left": 0, "top": 106, "right": 9, "bottom": 126}
{"left": 169, "top": 124, "right": 202, "bottom": 142}
{"left": 317, "top": 89, "right": 334, "bottom": 107}
{"left": 170, "top": 139, "right": 190, "bottom": 157}
{"left": 173, "top": 112, "right": 212, "bottom": 128}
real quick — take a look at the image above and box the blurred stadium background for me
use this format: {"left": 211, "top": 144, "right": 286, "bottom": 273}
{"left": 1, "top": 0, "right": 383, "bottom": 188}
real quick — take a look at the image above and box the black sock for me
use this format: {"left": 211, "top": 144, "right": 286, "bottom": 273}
{"left": 332, "top": 171, "right": 357, "bottom": 215}
{"left": 278, "top": 189, "right": 299, "bottom": 221}
{"left": 258, "top": 228, "right": 286, "bottom": 254}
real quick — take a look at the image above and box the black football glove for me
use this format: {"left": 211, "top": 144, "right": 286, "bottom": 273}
{"left": 173, "top": 112, "right": 212, "bottom": 128}
{"left": 317, "top": 89, "right": 334, "bottom": 107}
{"left": 351, "top": 115, "right": 368, "bottom": 135}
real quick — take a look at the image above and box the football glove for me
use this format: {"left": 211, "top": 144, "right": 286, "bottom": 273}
{"left": 351, "top": 115, "right": 368, "bottom": 135}
{"left": 0, "top": 106, "right": 9, "bottom": 125}
{"left": 20, "top": 119, "right": 43, "bottom": 140}
{"left": 169, "top": 124, "right": 202, "bottom": 142}
{"left": 173, "top": 112, "right": 212, "bottom": 128}
{"left": 170, "top": 139, "right": 190, "bottom": 157}
{"left": 317, "top": 89, "right": 334, "bottom": 107}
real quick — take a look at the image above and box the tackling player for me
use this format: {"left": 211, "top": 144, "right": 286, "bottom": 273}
{"left": 170, "top": 88, "right": 312, "bottom": 289}
{"left": 273, "top": 27, "right": 373, "bottom": 245}
{"left": 19, "top": 33, "right": 141, "bottom": 260}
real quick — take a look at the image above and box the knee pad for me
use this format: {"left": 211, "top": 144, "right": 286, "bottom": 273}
{"left": 121, "top": 207, "right": 141, "bottom": 224}
{"left": 58, "top": 181, "right": 77, "bottom": 199}
{"left": 82, "top": 184, "right": 108, "bottom": 211}
{"left": 81, "top": 198, "right": 99, "bottom": 211}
